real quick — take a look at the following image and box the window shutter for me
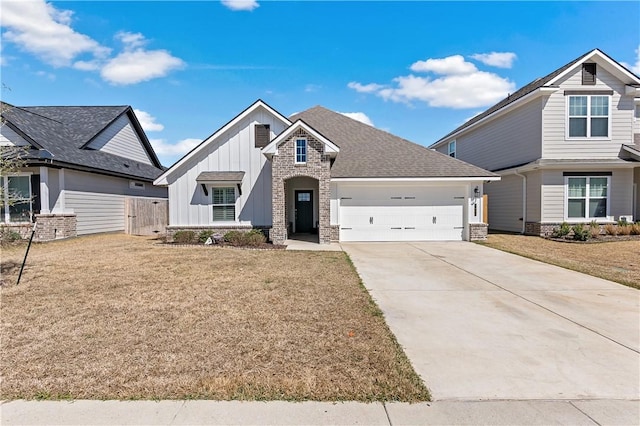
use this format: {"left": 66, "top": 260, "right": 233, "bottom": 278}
{"left": 582, "top": 63, "right": 596, "bottom": 85}
{"left": 254, "top": 124, "right": 270, "bottom": 148}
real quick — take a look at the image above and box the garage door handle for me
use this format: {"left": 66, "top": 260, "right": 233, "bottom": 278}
{"left": 405, "top": 227, "right": 415, "bottom": 230}
{"left": 370, "top": 217, "right": 373, "bottom": 224}
{"left": 432, "top": 216, "right": 437, "bottom": 224}
{"left": 391, "top": 227, "right": 402, "bottom": 230}
{"left": 341, "top": 227, "right": 352, "bottom": 230}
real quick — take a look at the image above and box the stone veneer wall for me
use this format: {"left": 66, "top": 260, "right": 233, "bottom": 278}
{"left": 330, "top": 225, "right": 340, "bottom": 242}
{"left": 525, "top": 221, "right": 616, "bottom": 237}
{"left": 469, "top": 223, "right": 488, "bottom": 241}
{"left": 271, "top": 128, "right": 331, "bottom": 245}
{"left": 1, "top": 214, "right": 77, "bottom": 242}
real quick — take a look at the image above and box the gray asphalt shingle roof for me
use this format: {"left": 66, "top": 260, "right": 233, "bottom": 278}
{"left": 1, "top": 105, "right": 164, "bottom": 181}
{"left": 290, "top": 106, "right": 496, "bottom": 179}
{"left": 196, "top": 171, "right": 245, "bottom": 182}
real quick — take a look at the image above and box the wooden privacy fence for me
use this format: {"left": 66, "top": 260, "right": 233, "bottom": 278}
{"left": 482, "top": 194, "right": 489, "bottom": 224}
{"left": 124, "top": 197, "right": 168, "bottom": 236}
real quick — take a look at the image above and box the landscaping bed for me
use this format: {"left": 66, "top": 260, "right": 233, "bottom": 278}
{"left": 0, "top": 234, "right": 429, "bottom": 401}
{"left": 478, "top": 233, "right": 640, "bottom": 289}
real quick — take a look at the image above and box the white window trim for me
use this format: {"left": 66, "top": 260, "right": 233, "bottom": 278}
{"left": 448, "top": 140, "right": 456, "bottom": 158}
{"left": 211, "top": 185, "right": 238, "bottom": 223}
{"left": 295, "top": 138, "right": 307, "bottom": 164}
{"left": 563, "top": 175, "right": 612, "bottom": 222}
{"left": 565, "top": 95, "right": 612, "bottom": 140}
{"left": 1, "top": 172, "right": 33, "bottom": 224}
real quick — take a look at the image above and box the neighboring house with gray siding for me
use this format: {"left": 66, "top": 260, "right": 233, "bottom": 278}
{"left": 155, "top": 100, "right": 498, "bottom": 244}
{"left": 1, "top": 104, "right": 167, "bottom": 240}
{"left": 430, "top": 49, "right": 640, "bottom": 235}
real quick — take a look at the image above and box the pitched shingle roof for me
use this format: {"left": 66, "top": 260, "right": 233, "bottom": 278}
{"left": 290, "top": 106, "right": 496, "bottom": 179}
{"left": 196, "top": 171, "right": 245, "bottom": 182}
{"left": 1, "top": 105, "right": 165, "bottom": 181}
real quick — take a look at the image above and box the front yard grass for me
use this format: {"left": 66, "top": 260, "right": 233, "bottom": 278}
{"left": 0, "top": 234, "right": 429, "bottom": 401}
{"left": 478, "top": 234, "right": 640, "bottom": 289}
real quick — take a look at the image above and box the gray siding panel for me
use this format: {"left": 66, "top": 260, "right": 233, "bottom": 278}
{"left": 543, "top": 60, "right": 634, "bottom": 159}
{"left": 526, "top": 170, "right": 541, "bottom": 222}
{"left": 485, "top": 174, "right": 523, "bottom": 232}
{"left": 87, "top": 115, "right": 153, "bottom": 165}
{"left": 454, "top": 98, "right": 542, "bottom": 171}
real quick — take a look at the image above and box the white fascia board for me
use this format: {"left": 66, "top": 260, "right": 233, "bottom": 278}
{"left": 154, "top": 100, "right": 291, "bottom": 186}
{"left": 499, "top": 160, "right": 638, "bottom": 175}
{"left": 549, "top": 49, "right": 640, "bottom": 86}
{"left": 262, "top": 120, "right": 339, "bottom": 157}
{"left": 331, "top": 177, "right": 500, "bottom": 183}
{"left": 430, "top": 87, "right": 558, "bottom": 149}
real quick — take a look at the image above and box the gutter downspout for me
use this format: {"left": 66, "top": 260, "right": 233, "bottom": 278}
{"left": 514, "top": 170, "right": 526, "bottom": 234}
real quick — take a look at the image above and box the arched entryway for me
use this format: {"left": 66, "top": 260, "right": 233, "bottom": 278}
{"left": 286, "top": 176, "right": 319, "bottom": 241}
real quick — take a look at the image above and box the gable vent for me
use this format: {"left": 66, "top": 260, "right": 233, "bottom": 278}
{"left": 582, "top": 63, "right": 596, "bottom": 85}
{"left": 255, "top": 124, "right": 271, "bottom": 148}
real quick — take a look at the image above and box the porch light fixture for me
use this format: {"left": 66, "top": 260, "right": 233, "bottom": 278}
{"left": 474, "top": 186, "right": 480, "bottom": 197}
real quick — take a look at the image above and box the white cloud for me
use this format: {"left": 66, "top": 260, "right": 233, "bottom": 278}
{"left": 621, "top": 45, "right": 640, "bottom": 75}
{"left": 349, "top": 54, "right": 515, "bottom": 109}
{"left": 134, "top": 109, "right": 164, "bottom": 132}
{"left": 410, "top": 55, "right": 477, "bottom": 75}
{"left": 347, "top": 81, "right": 385, "bottom": 93}
{"left": 100, "top": 32, "right": 184, "bottom": 85}
{"left": 304, "top": 84, "right": 321, "bottom": 93}
{"left": 339, "top": 112, "right": 374, "bottom": 127}
{"left": 35, "top": 70, "right": 55, "bottom": 81}
{"left": 149, "top": 138, "right": 201, "bottom": 158}
{"left": 221, "top": 0, "right": 259, "bottom": 11}
{"left": 0, "top": 0, "right": 110, "bottom": 67}
{"left": 470, "top": 52, "right": 517, "bottom": 68}
{"left": 0, "top": 1, "right": 184, "bottom": 85}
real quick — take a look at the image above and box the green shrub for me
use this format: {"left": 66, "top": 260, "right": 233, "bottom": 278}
{"left": 552, "top": 222, "right": 571, "bottom": 238}
{"left": 617, "top": 218, "right": 630, "bottom": 227}
{"left": 198, "top": 230, "right": 214, "bottom": 243}
{"left": 0, "top": 227, "right": 22, "bottom": 244}
{"left": 173, "top": 230, "right": 197, "bottom": 244}
{"left": 572, "top": 223, "right": 590, "bottom": 241}
{"left": 223, "top": 230, "right": 245, "bottom": 246}
{"left": 223, "top": 229, "right": 266, "bottom": 247}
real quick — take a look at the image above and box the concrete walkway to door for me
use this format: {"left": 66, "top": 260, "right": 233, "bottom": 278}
{"left": 342, "top": 242, "right": 640, "bottom": 401}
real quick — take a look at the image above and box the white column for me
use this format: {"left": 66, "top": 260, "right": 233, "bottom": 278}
{"left": 59, "top": 169, "right": 66, "bottom": 212}
{"left": 39, "top": 167, "right": 50, "bottom": 214}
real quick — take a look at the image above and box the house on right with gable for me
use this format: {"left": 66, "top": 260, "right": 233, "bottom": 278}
{"left": 430, "top": 49, "right": 640, "bottom": 235}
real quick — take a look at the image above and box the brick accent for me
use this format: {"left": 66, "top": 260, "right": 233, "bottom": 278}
{"left": 34, "top": 214, "right": 77, "bottom": 241}
{"left": 271, "top": 128, "right": 331, "bottom": 245}
{"left": 469, "top": 223, "right": 488, "bottom": 241}
{"left": 525, "top": 221, "right": 616, "bottom": 237}
{"left": 330, "top": 225, "right": 340, "bottom": 242}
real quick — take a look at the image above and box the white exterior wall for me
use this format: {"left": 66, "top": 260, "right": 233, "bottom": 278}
{"left": 436, "top": 98, "right": 543, "bottom": 171}
{"left": 485, "top": 174, "right": 523, "bottom": 232}
{"left": 165, "top": 107, "right": 288, "bottom": 227}
{"left": 543, "top": 60, "right": 635, "bottom": 159}
{"left": 540, "top": 168, "right": 634, "bottom": 223}
{"left": 87, "top": 114, "right": 153, "bottom": 165}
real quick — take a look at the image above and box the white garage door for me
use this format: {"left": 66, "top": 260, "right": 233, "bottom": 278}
{"left": 339, "top": 185, "right": 465, "bottom": 242}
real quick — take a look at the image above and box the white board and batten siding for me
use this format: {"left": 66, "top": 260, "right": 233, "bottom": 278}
{"left": 166, "top": 107, "right": 288, "bottom": 227}
{"left": 86, "top": 114, "right": 153, "bottom": 165}
{"left": 543, "top": 60, "right": 635, "bottom": 160}
{"left": 336, "top": 184, "right": 467, "bottom": 241}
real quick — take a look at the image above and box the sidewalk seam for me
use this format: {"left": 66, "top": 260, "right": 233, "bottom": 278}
{"left": 569, "top": 401, "right": 603, "bottom": 426}
{"left": 382, "top": 401, "right": 393, "bottom": 426}
{"left": 168, "top": 400, "right": 186, "bottom": 425}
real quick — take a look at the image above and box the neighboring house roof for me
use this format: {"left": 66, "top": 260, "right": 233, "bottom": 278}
{"left": 1, "top": 105, "right": 165, "bottom": 181}
{"left": 291, "top": 106, "right": 497, "bottom": 179}
{"left": 431, "top": 48, "right": 640, "bottom": 147}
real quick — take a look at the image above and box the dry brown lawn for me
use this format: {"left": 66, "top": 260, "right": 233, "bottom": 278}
{"left": 478, "top": 234, "right": 640, "bottom": 289}
{"left": 0, "top": 234, "right": 429, "bottom": 401}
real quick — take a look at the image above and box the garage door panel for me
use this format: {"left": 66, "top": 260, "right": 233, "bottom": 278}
{"left": 339, "top": 186, "right": 465, "bottom": 242}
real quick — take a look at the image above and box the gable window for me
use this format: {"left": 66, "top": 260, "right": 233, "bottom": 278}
{"left": 1, "top": 175, "right": 32, "bottom": 223}
{"left": 212, "top": 187, "right": 236, "bottom": 221}
{"left": 581, "top": 63, "right": 596, "bottom": 85}
{"left": 566, "top": 176, "right": 609, "bottom": 219}
{"left": 295, "top": 138, "right": 307, "bottom": 163}
{"left": 448, "top": 140, "right": 456, "bottom": 158}
{"left": 567, "top": 95, "right": 609, "bottom": 138}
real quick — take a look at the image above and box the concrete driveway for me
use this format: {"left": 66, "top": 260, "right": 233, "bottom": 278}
{"left": 342, "top": 242, "right": 640, "bottom": 401}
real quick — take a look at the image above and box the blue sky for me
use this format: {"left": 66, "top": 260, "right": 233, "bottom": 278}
{"left": 1, "top": 1, "right": 639, "bottom": 166}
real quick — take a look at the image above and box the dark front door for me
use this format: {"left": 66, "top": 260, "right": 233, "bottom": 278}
{"left": 295, "top": 190, "right": 313, "bottom": 233}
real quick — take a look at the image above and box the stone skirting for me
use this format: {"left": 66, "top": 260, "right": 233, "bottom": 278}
{"left": 34, "top": 214, "right": 77, "bottom": 241}
{"left": 469, "top": 223, "right": 488, "bottom": 241}
{"left": 330, "top": 225, "right": 340, "bottom": 242}
{"left": 166, "top": 224, "right": 259, "bottom": 242}
{"left": 525, "top": 221, "right": 617, "bottom": 237}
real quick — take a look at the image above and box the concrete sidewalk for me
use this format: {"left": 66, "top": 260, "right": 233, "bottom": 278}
{"left": 2, "top": 399, "right": 639, "bottom": 425}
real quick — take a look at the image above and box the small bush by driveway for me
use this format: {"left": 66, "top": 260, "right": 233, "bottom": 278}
{"left": 478, "top": 234, "right": 640, "bottom": 289}
{"left": 0, "top": 234, "right": 428, "bottom": 402}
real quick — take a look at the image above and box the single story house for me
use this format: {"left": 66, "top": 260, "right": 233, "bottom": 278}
{"left": 1, "top": 104, "right": 167, "bottom": 241}
{"left": 154, "top": 100, "right": 498, "bottom": 244}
